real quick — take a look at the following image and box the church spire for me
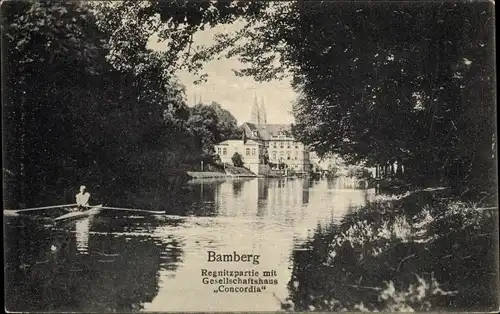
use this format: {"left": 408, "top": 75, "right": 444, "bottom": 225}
{"left": 260, "top": 97, "right": 267, "bottom": 124}
{"left": 250, "top": 93, "right": 260, "bottom": 124}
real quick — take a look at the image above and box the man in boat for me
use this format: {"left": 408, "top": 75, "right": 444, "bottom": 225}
{"left": 75, "top": 185, "right": 91, "bottom": 211}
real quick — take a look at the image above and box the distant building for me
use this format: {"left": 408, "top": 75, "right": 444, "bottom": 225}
{"left": 241, "top": 122, "right": 310, "bottom": 173}
{"left": 214, "top": 97, "right": 313, "bottom": 174}
{"left": 309, "top": 152, "right": 347, "bottom": 175}
{"left": 214, "top": 139, "right": 263, "bottom": 174}
{"left": 250, "top": 95, "right": 267, "bottom": 124}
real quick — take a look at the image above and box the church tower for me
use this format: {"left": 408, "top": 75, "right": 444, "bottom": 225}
{"left": 250, "top": 94, "right": 260, "bottom": 124}
{"left": 260, "top": 97, "right": 267, "bottom": 124}
{"left": 250, "top": 94, "right": 268, "bottom": 124}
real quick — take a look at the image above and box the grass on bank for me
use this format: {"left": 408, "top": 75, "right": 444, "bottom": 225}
{"left": 284, "top": 189, "right": 498, "bottom": 312}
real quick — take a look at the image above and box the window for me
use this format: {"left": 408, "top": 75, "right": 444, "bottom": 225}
{"left": 222, "top": 148, "right": 227, "bottom": 156}
{"left": 294, "top": 151, "right": 298, "bottom": 160}
{"left": 272, "top": 152, "right": 276, "bottom": 160}
{"left": 287, "top": 143, "right": 291, "bottom": 148}
{"left": 280, "top": 142, "right": 284, "bottom": 148}
{"left": 246, "top": 148, "right": 250, "bottom": 156}
{"left": 287, "top": 152, "right": 291, "bottom": 160}
{"left": 251, "top": 148, "right": 256, "bottom": 156}
{"left": 295, "top": 143, "right": 299, "bottom": 149}
{"left": 217, "top": 147, "right": 221, "bottom": 155}
{"left": 273, "top": 142, "right": 277, "bottom": 148}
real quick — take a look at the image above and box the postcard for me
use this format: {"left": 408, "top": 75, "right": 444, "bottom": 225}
{"left": 3, "top": 0, "right": 498, "bottom": 312}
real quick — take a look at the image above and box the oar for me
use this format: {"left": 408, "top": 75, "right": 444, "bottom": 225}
{"left": 9, "top": 204, "right": 77, "bottom": 213}
{"left": 99, "top": 206, "right": 165, "bottom": 215}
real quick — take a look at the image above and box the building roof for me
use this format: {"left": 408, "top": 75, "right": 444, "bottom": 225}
{"left": 215, "top": 139, "right": 260, "bottom": 146}
{"left": 241, "top": 123, "right": 293, "bottom": 141}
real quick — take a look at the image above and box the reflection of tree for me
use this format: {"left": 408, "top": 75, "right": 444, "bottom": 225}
{"left": 5, "top": 216, "right": 184, "bottom": 312}
{"left": 308, "top": 179, "right": 314, "bottom": 188}
{"left": 257, "top": 179, "right": 269, "bottom": 216}
{"left": 302, "top": 179, "right": 309, "bottom": 204}
{"left": 232, "top": 179, "right": 245, "bottom": 197}
{"left": 277, "top": 178, "right": 286, "bottom": 188}
{"left": 5, "top": 218, "right": 57, "bottom": 311}
{"left": 327, "top": 178, "right": 336, "bottom": 190}
{"left": 257, "top": 179, "right": 269, "bottom": 201}
{"left": 131, "top": 179, "right": 228, "bottom": 216}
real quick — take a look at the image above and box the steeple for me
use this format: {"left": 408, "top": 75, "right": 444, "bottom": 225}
{"left": 260, "top": 97, "right": 267, "bottom": 124}
{"left": 250, "top": 93, "right": 260, "bottom": 124}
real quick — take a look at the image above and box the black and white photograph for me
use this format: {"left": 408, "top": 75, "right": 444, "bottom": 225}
{"left": 2, "top": 0, "right": 498, "bottom": 312}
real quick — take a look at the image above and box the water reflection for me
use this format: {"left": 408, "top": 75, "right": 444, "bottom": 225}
{"left": 302, "top": 179, "right": 309, "bottom": 204}
{"left": 5, "top": 214, "right": 184, "bottom": 312}
{"left": 5, "top": 177, "right": 374, "bottom": 312}
{"left": 75, "top": 218, "right": 90, "bottom": 254}
{"left": 143, "top": 178, "right": 374, "bottom": 311}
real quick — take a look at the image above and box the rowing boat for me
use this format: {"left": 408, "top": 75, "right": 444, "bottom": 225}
{"left": 54, "top": 204, "right": 103, "bottom": 222}
{"left": 4, "top": 210, "right": 20, "bottom": 217}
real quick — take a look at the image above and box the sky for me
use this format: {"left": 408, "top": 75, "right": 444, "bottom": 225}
{"left": 147, "top": 22, "right": 297, "bottom": 125}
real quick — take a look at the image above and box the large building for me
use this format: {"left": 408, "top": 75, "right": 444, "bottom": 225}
{"left": 215, "top": 139, "right": 263, "bottom": 174}
{"left": 214, "top": 97, "right": 311, "bottom": 174}
{"left": 241, "top": 122, "right": 310, "bottom": 173}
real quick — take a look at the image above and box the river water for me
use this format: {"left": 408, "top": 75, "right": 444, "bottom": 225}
{"left": 5, "top": 177, "right": 375, "bottom": 312}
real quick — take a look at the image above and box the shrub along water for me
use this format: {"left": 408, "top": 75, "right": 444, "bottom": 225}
{"left": 284, "top": 190, "right": 498, "bottom": 312}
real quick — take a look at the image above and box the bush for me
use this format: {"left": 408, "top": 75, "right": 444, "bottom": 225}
{"left": 231, "top": 152, "right": 244, "bottom": 167}
{"left": 284, "top": 191, "right": 498, "bottom": 312}
{"left": 347, "top": 166, "right": 373, "bottom": 179}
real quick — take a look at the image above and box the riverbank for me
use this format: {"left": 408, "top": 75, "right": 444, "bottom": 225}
{"left": 187, "top": 171, "right": 228, "bottom": 179}
{"left": 284, "top": 188, "right": 498, "bottom": 312}
{"left": 187, "top": 165, "right": 257, "bottom": 179}
{"left": 187, "top": 171, "right": 257, "bottom": 178}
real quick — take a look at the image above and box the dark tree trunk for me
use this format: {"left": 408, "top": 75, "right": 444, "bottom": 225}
{"left": 396, "top": 160, "right": 403, "bottom": 178}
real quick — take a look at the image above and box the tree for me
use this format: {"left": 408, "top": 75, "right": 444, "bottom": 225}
{"left": 186, "top": 104, "right": 219, "bottom": 156}
{"left": 2, "top": 1, "right": 197, "bottom": 207}
{"left": 92, "top": 0, "right": 269, "bottom": 82}
{"left": 208, "top": 102, "right": 243, "bottom": 141}
{"left": 3, "top": 0, "right": 274, "bottom": 207}
{"left": 2, "top": 1, "right": 111, "bottom": 206}
{"left": 186, "top": 102, "right": 241, "bottom": 158}
{"left": 231, "top": 152, "right": 244, "bottom": 168}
